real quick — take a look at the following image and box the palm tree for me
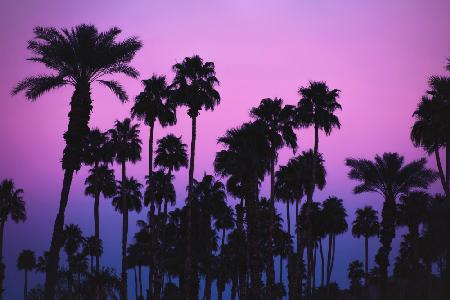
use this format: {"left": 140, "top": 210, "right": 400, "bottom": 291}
{"left": 84, "top": 164, "right": 115, "bottom": 274}
{"left": 131, "top": 75, "right": 176, "bottom": 210}
{"left": 411, "top": 75, "right": 450, "bottom": 199}
{"left": 321, "top": 196, "right": 348, "bottom": 291}
{"left": 83, "top": 236, "right": 103, "bottom": 274}
{"left": 352, "top": 206, "right": 379, "bottom": 287}
{"left": 249, "top": 97, "right": 297, "bottom": 296}
{"left": 0, "top": 179, "right": 26, "bottom": 298}
{"left": 12, "top": 25, "right": 142, "bottom": 299}
{"left": 109, "top": 118, "right": 142, "bottom": 299}
{"left": 345, "top": 152, "right": 437, "bottom": 299}
{"left": 296, "top": 81, "right": 341, "bottom": 299}
{"left": 170, "top": 55, "right": 220, "bottom": 298}
{"left": 215, "top": 121, "right": 271, "bottom": 298}
{"left": 215, "top": 204, "right": 234, "bottom": 300}
{"left": 17, "top": 250, "right": 36, "bottom": 300}
{"left": 62, "top": 224, "right": 85, "bottom": 297}
{"left": 347, "top": 260, "right": 364, "bottom": 299}
{"left": 145, "top": 170, "right": 176, "bottom": 217}
{"left": 397, "top": 191, "right": 431, "bottom": 272}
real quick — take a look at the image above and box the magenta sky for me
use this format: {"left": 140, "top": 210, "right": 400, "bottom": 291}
{"left": 1, "top": 0, "right": 449, "bottom": 298}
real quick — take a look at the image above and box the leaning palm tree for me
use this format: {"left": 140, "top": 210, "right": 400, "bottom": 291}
{"left": 84, "top": 164, "right": 115, "bottom": 274}
{"left": 131, "top": 75, "right": 176, "bottom": 208}
{"left": 215, "top": 121, "right": 271, "bottom": 299}
{"left": 411, "top": 75, "right": 450, "bottom": 199}
{"left": 0, "top": 179, "right": 26, "bottom": 299}
{"left": 352, "top": 206, "right": 379, "bottom": 287}
{"left": 249, "top": 97, "right": 297, "bottom": 296}
{"left": 12, "top": 25, "right": 142, "bottom": 299}
{"left": 170, "top": 55, "right": 220, "bottom": 297}
{"left": 109, "top": 118, "right": 142, "bottom": 299}
{"left": 296, "top": 81, "right": 341, "bottom": 299}
{"left": 17, "top": 250, "right": 36, "bottom": 300}
{"left": 345, "top": 153, "right": 437, "bottom": 299}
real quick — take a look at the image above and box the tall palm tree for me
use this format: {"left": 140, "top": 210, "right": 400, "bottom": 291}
{"left": 62, "top": 223, "right": 85, "bottom": 297}
{"left": 109, "top": 118, "right": 142, "bottom": 299}
{"left": 321, "top": 196, "right": 348, "bottom": 289}
{"left": 215, "top": 204, "right": 234, "bottom": 300}
{"left": 411, "top": 75, "right": 450, "bottom": 199}
{"left": 84, "top": 164, "right": 115, "bottom": 274}
{"left": 215, "top": 121, "right": 271, "bottom": 298}
{"left": 296, "top": 81, "right": 341, "bottom": 299}
{"left": 250, "top": 97, "right": 297, "bottom": 296}
{"left": 145, "top": 170, "right": 176, "bottom": 217}
{"left": 12, "top": 25, "right": 142, "bottom": 299}
{"left": 131, "top": 75, "right": 176, "bottom": 210}
{"left": 352, "top": 206, "right": 379, "bottom": 286}
{"left": 17, "top": 250, "right": 36, "bottom": 300}
{"left": 83, "top": 236, "right": 103, "bottom": 274}
{"left": 0, "top": 179, "right": 26, "bottom": 299}
{"left": 345, "top": 153, "right": 437, "bottom": 299}
{"left": 170, "top": 55, "right": 220, "bottom": 298}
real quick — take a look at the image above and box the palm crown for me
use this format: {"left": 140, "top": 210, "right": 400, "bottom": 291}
{"left": 170, "top": 55, "right": 220, "bottom": 118}
{"left": 17, "top": 250, "right": 36, "bottom": 271}
{"left": 154, "top": 134, "right": 188, "bottom": 172}
{"left": 84, "top": 165, "right": 116, "bottom": 198}
{"left": 0, "top": 179, "right": 26, "bottom": 223}
{"left": 108, "top": 118, "right": 142, "bottom": 164}
{"left": 112, "top": 177, "right": 143, "bottom": 214}
{"left": 352, "top": 206, "right": 379, "bottom": 239}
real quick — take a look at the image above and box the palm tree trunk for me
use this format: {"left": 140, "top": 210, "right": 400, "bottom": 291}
{"left": 319, "top": 239, "right": 324, "bottom": 288}
{"left": 121, "top": 161, "right": 128, "bottom": 300}
{"left": 24, "top": 270, "right": 28, "bottom": 300}
{"left": 139, "top": 265, "right": 143, "bottom": 299}
{"left": 0, "top": 220, "right": 5, "bottom": 300}
{"left": 184, "top": 115, "right": 197, "bottom": 300}
{"left": 312, "top": 243, "right": 317, "bottom": 292}
{"left": 265, "top": 157, "right": 276, "bottom": 299}
{"left": 134, "top": 267, "right": 138, "bottom": 300}
{"left": 45, "top": 82, "right": 92, "bottom": 300}
{"left": 147, "top": 266, "right": 152, "bottom": 300}
{"left": 44, "top": 169, "right": 74, "bottom": 300}
{"left": 446, "top": 142, "right": 450, "bottom": 197}
{"left": 279, "top": 255, "right": 283, "bottom": 284}
{"left": 434, "top": 146, "right": 450, "bottom": 199}
{"left": 94, "top": 189, "right": 101, "bottom": 273}
{"left": 364, "top": 236, "right": 369, "bottom": 287}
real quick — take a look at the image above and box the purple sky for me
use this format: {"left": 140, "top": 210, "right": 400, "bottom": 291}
{"left": 1, "top": 0, "right": 449, "bottom": 298}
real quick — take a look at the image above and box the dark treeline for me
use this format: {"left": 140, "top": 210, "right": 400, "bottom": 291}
{"left": 1, "top": 24, "right": 449, "bottom": 300}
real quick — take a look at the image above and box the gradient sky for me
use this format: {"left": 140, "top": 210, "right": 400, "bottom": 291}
{"left": 1, "top": 0, "right": 449, "bottom": 298}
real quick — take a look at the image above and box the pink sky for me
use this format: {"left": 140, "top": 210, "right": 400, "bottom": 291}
{"left": 1, "top": 0, "right": 449, "bottom": 297}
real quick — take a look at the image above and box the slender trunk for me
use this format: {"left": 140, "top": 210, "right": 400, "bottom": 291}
{"left": 446, "top": 142, "right": 449, "bottom": 197}
{"left": 149, "top": 124, "right": 154, "bottom": 179}
{"left": 326, "top": 234, "right": 332, "bottom": 286}
{"left": 0, "top": 220, "right": 5, "bottom": 300}
{"left": 434, "top": 146, "right": 450, "bottom": 198}
{"left": 319, "top": 239, "right": 324, "bottom": 288}
{"left": 45, "top": 82, "right": 92, "bottom": 300}
{"left": 312, "top": 243, "right": 317, "bottom": 291}
{"left": 184, "top": 115, "right": 197, "bottom": 300}
{"left": 280, "top": 256, "right": 283, "bottom": 284}
{"left": 139, "top": 265, "right": 143, "bottom": 299}
{"left": 364, "top": 236, "right": 369, "bottom": 287}
{"left": 287, "top": 201, "right": 297, "bottom": 300}
{"left": 44, "top": 169, "right": 74, "bottom": 300}
{"left": 147, "top": 266, "right": 152, "bottom": 300}
{"left": 94, "top": 190, "right": 100, "bottom": 274}
{"left": 134, "top": 268, "right": 138, "bottom": 300}
{"left": 266, "top": 157, "right": 276, "bottom": 299}
{"left": 24, "top": 270, "right": 28, "bottom": 300}
{"left": 90, "top": 255, "right": 94, "bottom": 274}
{"left": 121, "top": 162, "right": 128, "bottom": 300}
{"left": 231, "top": 275, "right": 237, "bottom": 300}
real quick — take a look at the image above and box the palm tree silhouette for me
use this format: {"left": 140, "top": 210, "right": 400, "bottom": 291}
{"left": 170, "top": 55, "right": 220, "bottom": 298}
{"left": 83, "top": 236, "right": 103, "bottom": 274}
{"left": 215, "top": 204, "right": 234, "bottom": 300}
{"left": 109, "top": 118, "right": 142, "bottom": 299}
{"left": 84, "top": 162, "right": 115, "bottom": 275}
{"left": 296, "top": 81, "right": 341, "bottom": 299}
{"left": 131, "top": 75, "right": 176, "bottom": 213}
{"left": 12, "top": 25, "right": 142, "bottom": 299}
{"left": 0, "top": 179, "right": 26, "bottom": 299}
{"left": 352, "top": 206, "right": 379, "bottom": 287}
{"left": 215, "top": 121, "right": 271, "bottom": 298}
{"left": 411, "top": 75, "right": 450, "bottom": 199}
{"left": 346, "top": 152, "right": 437, "bottom": 299}
{"left": 250, "top": 97, "right": 297, "bottom": 296}
{"left": 62, "top": 224, "right": 85, "bottom": 297}
{"left": 17, "top": 250, "right": 36, "bottom": 300}
{"left": 348, "top": 260, "right": 364, "bottom": 299}
{"left": 321, "top": 196, "right": 348, "bottom": 291}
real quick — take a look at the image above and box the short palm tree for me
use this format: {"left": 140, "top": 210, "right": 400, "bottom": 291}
{"left": 144, "top": 170, "right": 175, "bottom": 216}
{"left": 215, "top": 121, "right": 271, "bottom": 299}
{"left": 347, "top": 260, "right": 364, "bottom": 298}
{"left": 296, "top": 81, "right": 341, "bottom": 298}
{"left": 0, "top": 179, "right": 26, "bottom": 299}
{"left": 12, "top": 25, "right": 141, "bottom": 299}
{"left": 321, "top": 196, "right": 348, "bottom": 288}
{"left": 352, "top": 206, "right": 379, "bottom": 286}
{"left": 411, "top": 75, "right": 450, "bottom": 199}
{"left": 108, "top": 118, "right": 142, "bottom": 299}
{"left": 170, "top": 55, "right": 220, "bottom": 297}
{"left": 345, "top": 152, "right": 437, "bottom": 298}
{"left": 17, "top": 250, "right": 36, "bottom": 300}
{"left": 250, "top": 97, "right": 297, "bottom": 295}
{"left": 83, "top": 236, "right": 103, "bottom": 274}
{"left": 131, "top": 75, "right": 176, "bottom": 207}
{"left": 84, "top": 164, "right": 115, "bottom": 274}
